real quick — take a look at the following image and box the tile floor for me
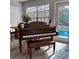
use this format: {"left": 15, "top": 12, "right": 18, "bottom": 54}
{"left": 10, "top": 40, "right": 69, "bottom": 59}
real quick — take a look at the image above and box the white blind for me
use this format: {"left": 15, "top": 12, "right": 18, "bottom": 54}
{"left": 10, "top": 5, "right": 20, "bottom": 26}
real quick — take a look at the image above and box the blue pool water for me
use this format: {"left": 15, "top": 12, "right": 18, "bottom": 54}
{"left": 57, "top": 30, "right": 69, "bottom": 37}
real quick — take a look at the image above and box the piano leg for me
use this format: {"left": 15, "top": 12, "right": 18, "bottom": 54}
{"left": 19, "top": 40, "right": 22, "bottom": 53}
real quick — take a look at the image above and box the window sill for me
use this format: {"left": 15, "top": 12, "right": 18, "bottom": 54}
{"left": 54, "top": 36, "right": 69, "bottom": 44}
{"left": 57, "top": 36, "right": 68, "bottom": 39}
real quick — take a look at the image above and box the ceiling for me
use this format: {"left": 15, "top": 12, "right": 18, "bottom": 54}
{"left": 10, "top": 0, "right": 30, "bottom": 2}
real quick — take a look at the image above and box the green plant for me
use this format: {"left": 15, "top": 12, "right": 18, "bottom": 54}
{"left": 22, "top": 14, "right": 31, "bottom": 24}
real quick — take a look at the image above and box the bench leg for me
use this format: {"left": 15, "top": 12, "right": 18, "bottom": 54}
{"left": 19, "top": 40, "right": 22, "bottom": 53}
{"left": 27, "top": 41, "right": 30, "bottom": 54}
{"left": 53, "top": 42, "right": 55, "bottom": 54}
{"left": 29, "top": 47, "right": 32, "bottom": 59}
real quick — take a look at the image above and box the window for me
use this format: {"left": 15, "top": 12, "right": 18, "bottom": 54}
{"left": 38, "top": 4, "right": 49, "bottom": 24}
{"left": 26, "top": 4, "right": 49, "bottom": 24}
{"left": 26, "top": 7, "right": 37, "bottom": 22}
{"left": 55, "top": 2, "right": 69, "bottom": 38}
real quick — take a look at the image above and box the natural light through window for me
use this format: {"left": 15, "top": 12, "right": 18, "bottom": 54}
{"left": 57, "top": 5, "right": 69, "bottom": 38}
{"left": 26, "top": 4, "right": 49, "bottom": 24}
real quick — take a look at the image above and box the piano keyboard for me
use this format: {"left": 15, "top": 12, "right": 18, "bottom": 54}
{"left": 23, "top": 32, "right": 57, "bottom": 39}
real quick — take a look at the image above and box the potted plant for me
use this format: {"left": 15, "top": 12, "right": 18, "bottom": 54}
{"left": 22, "top": 14, "right": 31, "bottom": 27}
